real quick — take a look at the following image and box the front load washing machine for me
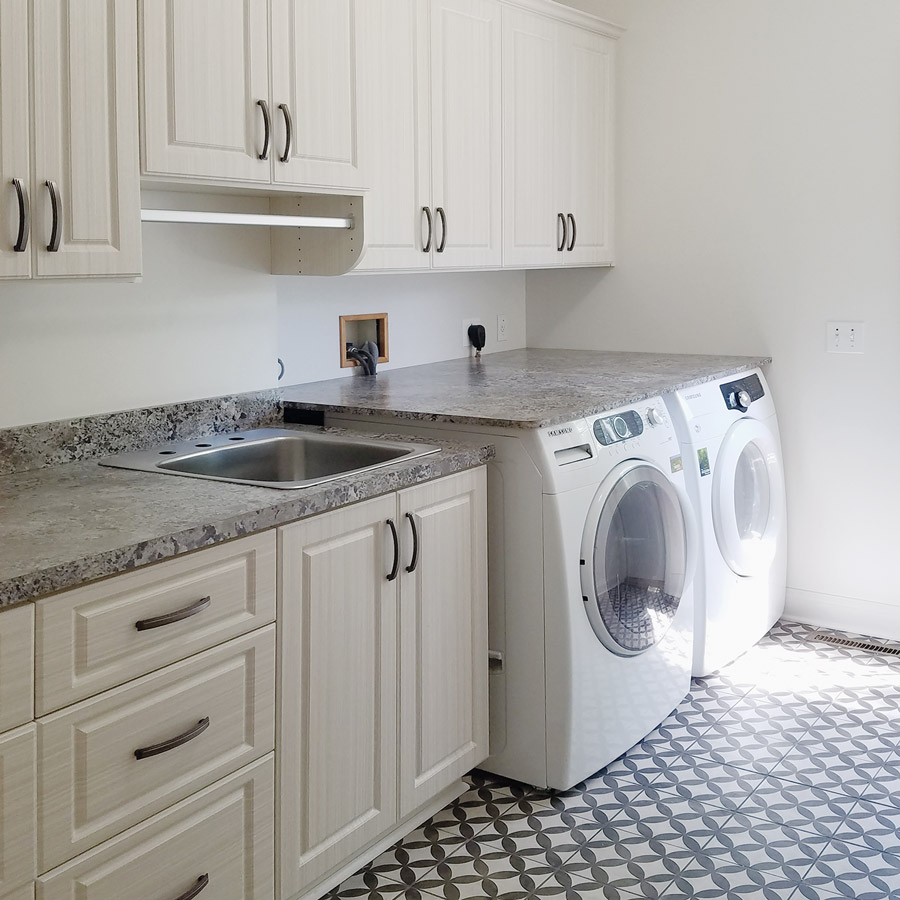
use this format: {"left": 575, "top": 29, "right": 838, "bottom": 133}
{"left": 328, "top": 397, "right": 695, "bottom": 791}
{"left": 665, "top": 369, "right": 787, "bottom": 677}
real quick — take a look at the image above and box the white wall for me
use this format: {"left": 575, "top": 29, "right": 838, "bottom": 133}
{"left": 527, "top": 0, "right": 900, "bottom": 637}
{"left": 276, "top": 270, "right": 526, "bottom": 385}
{"left": 0, "top": 193, "right": 527, "bottom": 428}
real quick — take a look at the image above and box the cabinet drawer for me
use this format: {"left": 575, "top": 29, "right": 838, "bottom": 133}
{"left": 0, "top": 605, "right": 34, "bottom": 730}
{"left": 36, "top": 532, "right": 276, "bottom": 714}
{"left": 37, "top": 755, "right": 273, "bottom": 900}
{"left": 3, "top": 885, "right": 34, "bottom": 900}
{"left": 38, "top": 627, "right": 275, "bottom": 872}
{"left": 0, "top": 725, "right": 36, "bottom": 896}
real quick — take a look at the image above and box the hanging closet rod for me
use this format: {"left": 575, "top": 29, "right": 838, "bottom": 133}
{"left": 140, "top": 208, "right": 354, "bottom": 229}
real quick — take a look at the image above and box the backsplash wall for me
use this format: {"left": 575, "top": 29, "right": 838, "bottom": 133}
{"left": 0, "top": 204, "right": 526, "bottom": 430}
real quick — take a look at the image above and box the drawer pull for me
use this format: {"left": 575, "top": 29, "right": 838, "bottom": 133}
{"left": 134, "top": 717, "right": 210, "bottom": 760}
{"left": 174, "top": 874, "right": 209, "bottom": 900}
{"left": 135, "top": 596, "right": 211, "bottom": 631}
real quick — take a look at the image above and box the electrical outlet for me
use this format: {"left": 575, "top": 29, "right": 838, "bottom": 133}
{"left": 497, "top": 314, "right": 509, "bottom": 342}
{"left": 826, "top": 321, "right": 865, "bottom": 354}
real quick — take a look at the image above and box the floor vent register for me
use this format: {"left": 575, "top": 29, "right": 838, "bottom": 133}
{"left": 809, "top": 631, "right": 900, "bottom": 656}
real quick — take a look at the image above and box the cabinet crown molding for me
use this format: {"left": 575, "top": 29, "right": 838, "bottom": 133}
{"left": 501, "top": 0, "right": 625, "bottom": 37}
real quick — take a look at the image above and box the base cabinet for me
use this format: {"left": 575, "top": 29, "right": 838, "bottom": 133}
{"left": 0, "top": 724, "right": 36, "bottom": 898}
{"left": 278, "top": 468, "right": 488, "bottom": 898}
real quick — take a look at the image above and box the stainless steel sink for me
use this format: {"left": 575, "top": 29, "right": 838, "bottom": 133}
{"left": 100, "top": 428, "right": 441, "bottom": 489}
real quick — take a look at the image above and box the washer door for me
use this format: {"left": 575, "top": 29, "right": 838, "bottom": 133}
{"left": 581, "top": 460, "right": 688, "bottom": 657}
{"left": 712, "top": 417, "right": 784, "bottom": 577}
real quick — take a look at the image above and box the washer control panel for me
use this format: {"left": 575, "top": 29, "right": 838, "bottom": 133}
{"left": 720, "top": 374, "right": 764, "bottom": 412}
{"left": 593, "top": 410, "right": 644, "bottom": 446}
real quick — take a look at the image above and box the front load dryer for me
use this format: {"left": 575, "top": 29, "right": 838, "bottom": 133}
{"left": 329, "top": 397, "right": 696, "bottom": 790}
{"left": 665, "top": 369, "right": 787, "bottom": 677}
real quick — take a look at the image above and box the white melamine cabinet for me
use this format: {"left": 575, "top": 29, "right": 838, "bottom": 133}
{"left": 398, "top": 470, "right": 488, "bottom": 816}
{"left": 270, "top": 0, "right": 363, "bottom": 190}
{"left": 140, "top": 0, "right": 363, "bottom": 192}
{"left": 139, "top": 0, "right": 271, "bottom": 184}
{"left": 0, "top": 0, "right": 141, "bottom": 279}
{"left": 502, "top": 6, "right": 616, "bottom": 267}
{"left": 278, "top": 469, "right": 488, "bottom": 897}
{"left": 356, "top": 0, "right": 501, "bottom": 271}
{"left": 430, "top": 0, "right": 503, "bottom": 269}
{"left": 0, "top": 724, "right": 36, "bottom": 898}
{"left": 0, "top": 604, "right": 34, "bottom": 732}
{"left": 354, "top": 0, "right": 431, "bottom": 271}
{"left": 277, "top": 494, "right": 399, "bottom": 898}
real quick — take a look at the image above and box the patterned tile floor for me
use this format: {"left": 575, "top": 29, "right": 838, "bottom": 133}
{"left": 327, "top": 621, "right": 900, "bottom": 900}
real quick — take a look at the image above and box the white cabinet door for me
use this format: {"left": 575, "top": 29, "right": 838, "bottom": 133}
{"left": 31, "top": 0, "right": 141, "bottom": 277}
{"left": 139, "top": 0, "right": 271, "bottom": 184}
{"left": 398, "top": 469, "right": 488, "bottom": 816}
{"left": 501, "top": 6, "right": 562, "bottom": 269}
{"left": 561, "top": 24, "right": 615, "bottom": 266}
{"left": 0, "top": 724, "right": 36, "bottom": 898}
{"left": 430, "top": 0, "right": 502, "bottom": 268}
{"left": 0, "top": 0, "right": 31, "bottom": 278}
{"left": 270, "top": 0, "right": 364, "bottom": 190}
{"left": 277, "top": 495, "right": 398, "bottom": 899}
{"left": 354, "top": 0, "right": 431, "bottom": 271}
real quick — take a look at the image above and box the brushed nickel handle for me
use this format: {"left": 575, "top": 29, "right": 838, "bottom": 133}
{"left": 45, "top": 180, "right": 61, "bottom": 252}
{"left": 557, "top": 212, "right": 566, "bottom": 252}
{"left": 405, "top": 512, "right": 419, "bottom": 574}
{"left": 135, "top": 596, "right": 211, "bottom": 631}
{"left": 436, "top": 207, "right": 447, "bottom": 253}
{"left": 134, "top": 717, "right": 210, "bottom": 760}
{"left": 422, "top": 206, "right": 433, "bottom": 252}
{"left": 11, "top": 179, "right": 29, "bottom": 252}
{"left": 278, "top": 103, "right": 293, "bottom": 163}
{"left": 173, "top": 875, "right": 209, "bottom": 900}
{"left": 386, "top": 519, "right": 400, "bottom": 581}
{"left": 567, "top": 213, "right": 576, "bottom": 251}
{"left": 257, "top": 99, "right": 271, "bottom": 160}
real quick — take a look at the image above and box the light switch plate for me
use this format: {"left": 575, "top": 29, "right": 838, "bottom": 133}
{"left": 826, "top": 321, "right": 865, "bottom": 353}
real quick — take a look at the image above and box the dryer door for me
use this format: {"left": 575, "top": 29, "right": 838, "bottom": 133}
{"left": 712, "top": 417, "right": 785, "bottom": 577}
{"left": 581, "top": 460, "right": 688, "bottom": 657}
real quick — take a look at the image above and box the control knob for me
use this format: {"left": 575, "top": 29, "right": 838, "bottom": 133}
{"left": 646, "top": 408, "right": 664, "bottom": 426}
{"left": 612, "top": 416, "right": 630, "bottom": 438}
{"left": 730, "top": 389, "right": 752, "bottom": 412}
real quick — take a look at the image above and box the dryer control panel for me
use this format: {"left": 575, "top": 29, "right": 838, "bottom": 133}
{"left": 593, "top": 410, "right": 644, "bottom": 446}
{"left": 720, "top": 374, "right": 765, "bottom": 412}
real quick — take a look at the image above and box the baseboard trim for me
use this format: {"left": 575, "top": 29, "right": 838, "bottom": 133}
{"left": 784, "top": 587, "right": 900, "bottom": 642}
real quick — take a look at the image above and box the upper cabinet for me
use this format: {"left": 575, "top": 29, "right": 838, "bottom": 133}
{"left": 355, "top": 0, "right": 502, "bottom": 272}
{"left": 140, "top": 0, "right": 364, "bottom": 192}
{"left": 502, "top": 5, "right": 616, "bottom": 268}
{"left": 0, "top": 0, "right": 141, "bottom": 279}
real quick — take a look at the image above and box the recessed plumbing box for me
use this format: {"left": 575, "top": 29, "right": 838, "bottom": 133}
{"left": 340, "top": 313, "right": 389, "bottom": 368}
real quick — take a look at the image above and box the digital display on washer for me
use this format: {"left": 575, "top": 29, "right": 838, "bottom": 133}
{"left": 593, "top": 410, "right": 644, "bottom": 446}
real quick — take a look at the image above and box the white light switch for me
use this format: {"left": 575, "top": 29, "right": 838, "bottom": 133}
{"left": 826, "top": 321, "right": 865, "bottom": 353}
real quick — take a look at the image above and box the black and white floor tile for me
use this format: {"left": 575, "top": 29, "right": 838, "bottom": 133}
{"left": 327, "top": 621, "right": 900, "bottom": 899}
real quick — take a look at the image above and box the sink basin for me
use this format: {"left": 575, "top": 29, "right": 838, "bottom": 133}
{"left": 100, "top": 428, "right": 441, "bottom": 489}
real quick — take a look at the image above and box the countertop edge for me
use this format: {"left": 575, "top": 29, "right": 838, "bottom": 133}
{"left": 283, "top": 357, "right": 773, "bottom": 429}
{"left": 0, "top": 440, "right": 493, "bottom": 610}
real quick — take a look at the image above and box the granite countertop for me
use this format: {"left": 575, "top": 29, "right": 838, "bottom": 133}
{"left": 0, "top": 425, "right": 492, "bottom": 608}
{"left": 281, "top": 349, "right": 772, "bottom": 429}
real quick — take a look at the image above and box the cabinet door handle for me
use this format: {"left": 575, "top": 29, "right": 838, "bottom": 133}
{"left": 11, "top": 179, "right": 29, "bottom": 252}
{"left": 557, "top": 212, "right": 566, "bottom": 252}
{"left": 134, "top": 717, "right": 210, "bottom": 760}
{"left": 567, "top": 213, "right": 576, "bottom": 251}
{"left": 257, "top": 100, "right": 271, "bottom": 160}
{"left": 436, "top": 207, "right": 447, "bottom": 253}
{"left": 386, "top": 519, "right": 400, "bottom": 581}
{"left": 405, "top": 512, "right": 419, "bottom": 573}
{"left": 173, "top": 875, "right": 209, "bottom": 900}
{"left": 422, "top": 206, "right": 433, "bottom": 252}
{"left": 45, "top": 180, "right": 61, "bottom": 252}
{"left": 278, "top": 103, "right": 293, "bottom": 163}
{"left": 135, "top": 596, "right": 211, "bottom": 631}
